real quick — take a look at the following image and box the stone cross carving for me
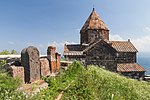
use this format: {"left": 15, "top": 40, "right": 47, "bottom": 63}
{"left": 21, "top": 46, "right": 40, "bottom": 83}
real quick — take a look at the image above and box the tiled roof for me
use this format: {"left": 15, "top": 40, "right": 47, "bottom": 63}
{"left": 110, "top": 41, "right": 137, "bottom": 52}
{"left": 117, "top": 63, "right": 145, "bottom": 72}
{"left": 64, "top": 44, "right": 88, "bottom": 56}
{"left": 64, "top": 44, "right": 87, "bottom": 51}
{"left": 64, "top": 51, "right": 83, "bottom": 56}
{"left": 80, "top": 8, "right": 109, "bottom": 32}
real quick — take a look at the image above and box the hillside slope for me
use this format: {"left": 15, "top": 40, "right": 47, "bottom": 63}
{"left": 33, "top": 61, "right": 150, "bottom": 100}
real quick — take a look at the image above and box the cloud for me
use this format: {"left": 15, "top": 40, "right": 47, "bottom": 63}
{"left": 110, "top": 34, "right": 125, "bottom": 41}
{"left": 143, "top": 27, "right": 150, "bottom": 33}
{"left": 47, "top": 41, "right": 78, "bottom": 54}
{"left": 8, "top": 41, "right": 15, "bottom": 45}
{"left": 131, "top": 35, "right": 150, "bottom": 52}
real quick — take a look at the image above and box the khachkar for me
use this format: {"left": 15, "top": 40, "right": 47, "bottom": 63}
{"left": 21, "top": 46, "right": 40, "bottom": 83}
{"left": 47, "top": 46, "right": 61, "bottom": 73}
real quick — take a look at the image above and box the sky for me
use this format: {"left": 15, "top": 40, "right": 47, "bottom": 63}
{"left": 0, "top": 0, "right": 150, "bottom": 55}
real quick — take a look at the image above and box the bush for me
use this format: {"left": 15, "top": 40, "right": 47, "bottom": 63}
{"left": 0, "top": 49, "right": 18, "bottom": 55}
{"left": 0, "top": 72, "right": 25, "bottom": 100}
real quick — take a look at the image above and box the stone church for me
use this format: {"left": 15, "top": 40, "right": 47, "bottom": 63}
{"left": 64, "top": 8, "right": 145, "bottom": 79}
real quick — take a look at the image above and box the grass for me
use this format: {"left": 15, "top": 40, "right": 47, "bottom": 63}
{"left": 32, "top": 61, "right": 150, "bottom": 100}
{"left": 1, "top": 61, "right": 150, "bottom": 99}
{"left": 0, "top": 72, "right": 25, "bottom": 100}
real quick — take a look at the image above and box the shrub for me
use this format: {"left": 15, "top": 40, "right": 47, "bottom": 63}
{"left": 0, "top": 72, "right": 25, "bottom": 100}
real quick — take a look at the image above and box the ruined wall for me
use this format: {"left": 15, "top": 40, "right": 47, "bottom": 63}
{"left": 116, "top": 52, "right": 136, "bottom": 63}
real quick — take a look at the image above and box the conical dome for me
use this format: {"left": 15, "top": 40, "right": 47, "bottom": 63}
{"left": 80, "top": 8, "right": 109, "bottom": 32}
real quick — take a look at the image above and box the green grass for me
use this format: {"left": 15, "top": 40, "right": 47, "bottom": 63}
{"left": 63, "top": 65, "right": 150, "bottom": 100}
{"left": 1, "top": 61, "right": 150, "bottom": 100}
{"left": 0, "top": 72, "right": 25, "bottom": 100}
{"left": 32, "top": 61, "right": 150, "bottom": 100}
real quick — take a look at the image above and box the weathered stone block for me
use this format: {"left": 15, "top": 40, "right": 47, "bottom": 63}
{"left": 40, "top": 58, "right": 50, "bottom": 77}
{"left": 51, "top": 61, "right": 56, "bottom": 73}
{"left": 56, "top": 53, "right": 61, "bottom": 71}
{"left": 21, "top": 46, "right": 40, "bottom": 83}
{"left": 9, "top": 66, "right": 24, "bottom": 84}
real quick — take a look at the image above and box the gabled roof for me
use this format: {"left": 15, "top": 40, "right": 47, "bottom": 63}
{"left": 110, "top": 41, "right": 138, "bottom": 52}
{"left": 117, "top": 63, "right": 145, "bottom": 72}
{"left": 83, "top": 39, "right": 116, "bottom": 53}
{"left": 80, "top": 8, "right": 109, "bottom": 32}
{"left": 64, "top": 44, "right": 88, "bottom": 56}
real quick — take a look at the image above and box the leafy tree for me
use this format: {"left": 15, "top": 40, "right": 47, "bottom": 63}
{"left": 10, "top": 49, "right": 18, "bottom": 54}
{"left": 0, "top": 50, "right": 9, "bottom": 55}
{"left": 0, "top": 49, "right": 18, "bottom": 55}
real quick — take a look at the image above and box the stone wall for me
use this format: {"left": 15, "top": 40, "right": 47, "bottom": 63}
{"left": 85, "top": 41, "right": 117, "bottom": 71}
{"left": 116, "top": 52, "right": 136, "bottom": 63}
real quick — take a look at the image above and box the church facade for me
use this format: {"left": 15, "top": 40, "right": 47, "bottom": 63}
{"left": 64, "top": 8, "right": 145, "bottom": 79}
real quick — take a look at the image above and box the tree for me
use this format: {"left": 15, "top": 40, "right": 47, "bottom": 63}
{"left": 10, "top": 49, "right": 18, "bottom": 54}
{"left": 0, "top": 50, "right": 9, "bottom": 55}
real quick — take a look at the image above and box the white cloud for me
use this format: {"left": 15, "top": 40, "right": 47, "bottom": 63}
{"left": 110, "top": 34, "right": 125, "bottom": 41}
{"left": 132, "top": 35, "right": 150, "bottom": 52}
{"left": 47, "top": 41, "right": 78, "bottom": 54}
{"left": 143, "top": 27, "right": 150, "bottom": 33}
{"left": 8, "top": 41, "right": 15, "bottom": 45}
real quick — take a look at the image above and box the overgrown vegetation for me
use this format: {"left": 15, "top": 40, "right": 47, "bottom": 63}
{"left": 0, "top": 73, "right": 25, "bottom": 100}
{"left": 32, "top": 61, "right": 150, "bottom": 100}
{"left": 0, "top": 60, "right": 25, "bottom": 100}
{"left": 0, "top": 49, "right": 18, "bottom": 55}
{"left": 31, "top": 61, "right": 85, "bottom": 100}
{"left": 0, "top": 61, "right": 150, "bottom": 99}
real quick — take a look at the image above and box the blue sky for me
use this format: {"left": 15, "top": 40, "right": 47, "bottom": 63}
{"left": 0, "top": 0, "right": 150, "bottom": 54}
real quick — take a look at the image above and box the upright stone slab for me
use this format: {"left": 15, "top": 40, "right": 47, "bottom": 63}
{"left": 47, "top": 46, "right": 57, "bottom": 73}
{"left": 40, "top": 57, "right": 50, "bottom": 77}
{"left": 21, "top": 46, "right": 40, "bottom": 83}
{"left": 56, "top": 53, "right": 61, "bottom": 71}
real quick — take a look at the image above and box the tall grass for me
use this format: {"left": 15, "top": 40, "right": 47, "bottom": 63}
{"left": 32, "top": 61, "right": 150, "bottom": 100}
{"left": 63, "top": 65, "right": 150, "bottom": 100}
{"left": 0, "top": 72, "right": 25, "bottom": 100}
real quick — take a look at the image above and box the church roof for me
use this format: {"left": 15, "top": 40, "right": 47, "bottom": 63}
{"left": 64, "top": 40, "right": 138, "bottom": 56}
{"left": 110, "top": 41, "right": 138, "bottom": 52}
{"left": 80, "top": 8, "right": 109, "bottom": 32}
{"left": 64, "top": 44, "right": 88, "bottom": 56}
{"left": 117, "top": 63, "right": 145, "bottom": 72}
{"left": 83, "top": 39, "right": 116, "bottom": 53}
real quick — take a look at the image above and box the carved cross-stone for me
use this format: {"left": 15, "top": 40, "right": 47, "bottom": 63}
{"left": 21, "top": 46, "right": 40, "bottom": 83}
